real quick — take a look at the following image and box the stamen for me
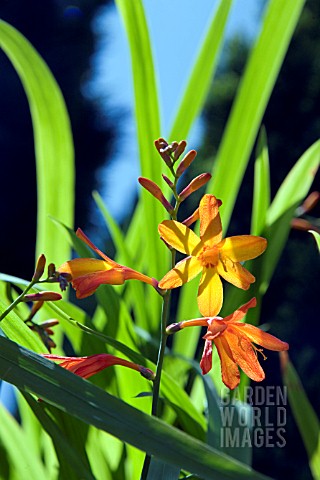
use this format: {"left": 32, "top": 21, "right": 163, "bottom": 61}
{"left": 252, "top": 344, "right": 267, "bottom": 360}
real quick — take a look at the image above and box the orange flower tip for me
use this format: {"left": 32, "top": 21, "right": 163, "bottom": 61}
{"left": 176, "top": 150, "right": 197, "bottom": 177}
{"left": 162, "top": 174, "right": 174, "bottom": 189}
{"left": 179, "top": 173, "right": 212, "bottom": 201}
{"left": 33, "top": 254, "right": 46, "bottom": 281}
{"left": 166, "top": 322, "right": 182, "bottom": 334}
{"left": 23, "top": 292, "right": 62, "bottom": 302}
{"left": 139, "top": 366, "right": 156, "bottom": 381}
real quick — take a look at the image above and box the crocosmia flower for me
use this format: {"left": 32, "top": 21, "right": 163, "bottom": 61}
{"left": 166, "top": 298, "right": 289, "bottom": 390}
{"left": 158, "top": 194, "right": 267, "bottom": 316}
{"left": 58, "top": 228, "right": 157, "bottom": 299}
{"left": 43, "top": 353, "right": 155, "bottom": 381}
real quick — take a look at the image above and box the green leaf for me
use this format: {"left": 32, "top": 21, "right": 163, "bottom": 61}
{"left": 281, "top": 354, "right": 320, "bottom": 479}
{"left": 0, "top": 402, "right": 47, "bottom": 479}
{"left": 251, "top": 127, "right": 270, "bottom": 236}
{"left": 115, "top": 0, "right": 164, "bottom": 283}
{"left": 309, "top": 230, "right": 320, "bottom": 253}
{"left": 169, "top": 0, "right": 233, "bottom": 141}
{"left": 208, "top": 0, "right": 306, "bottom": 230}
{"left": 0, "top": 21, "right": 74, "bottom": 266}
{"left": 0, "top": 336, "right": 271, "bottom": 480}
{"left": 147, "top": 458, "right": 180, "bottom": 480}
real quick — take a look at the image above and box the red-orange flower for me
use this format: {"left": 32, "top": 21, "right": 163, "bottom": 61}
{"left": 166, "top": 298, "right": 289, "bottom": 390}
{"left": 58, "top": 228, "right": 157, "bottom": 299}
{"left": 158, "top": 195, "right": 267, "bottom": 316}
{"left": 43, "top": 353, "right": 155, "bottom": 381}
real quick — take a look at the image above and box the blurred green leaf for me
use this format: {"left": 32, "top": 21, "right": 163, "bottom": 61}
{"left": 169, "top": 0, "right": 232, "bottom": 141}
{"left": 0, "top": 336, "right": 271, "bottom": 480}
{"left": 0, "top": 21, "right": 74, "bottom": 266}
{"left": 208, "top": 0, "right": 306, "bottom": 230}
{"left": 281, "top": 354, "right": 320, "bottom": 479}
{"left": 147, "top": 458, "right": 180, "bottom": 480}
{"left": 251, "top": 127, "right": 270, "bottom": 236}
{"left": 0, "top": 402, "right": 47, "bottom": 479}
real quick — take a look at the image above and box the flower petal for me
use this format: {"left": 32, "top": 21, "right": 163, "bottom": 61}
{"left": 199, "top": 195, "right": 222, "bottom": 247}
{"left": 158, "top": 220, "right": 202, "bottom": 255}
{"left": 213, "top": 336, "right": 240, "bottom": 390}
{"left": 223, "top": 298, "right": 257, "bottom": 323}
{"left": 123, "top": 267, "right": 156, "bottom": 286}
{"left": 200, "top": 339, "right": 213, "bottom": 375}
{"left": 197, "top": 267, "right": 223, "bottom": 317}
{"left": 76, "top": 228, "right": 118, "bottom": 266}
{"left": 233, "top": 323, "right": 289, "bottom": 351}
{"left": 58, "top": 258, "right": 112, "bottom": 279}
{"left": 159, "top": 256, "right": 202, "bottom": 289}
{"left": 218, "top": 235, "right": 267, "bottom": 262}
{"left": 217, "top": 258, "right": 255, "bottom": 289}
{"left": 226, "top": 326, "right": 265, "bottom": 382}
{"left": 72, "top": 269, "right": 125, "bottom": 298}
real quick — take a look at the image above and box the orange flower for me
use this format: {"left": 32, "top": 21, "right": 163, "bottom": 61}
{"left": 43, "top": 353, "right": 155, "bottom": 381}
{"left": 158, "top": 194, "right": 267, "bottom": 316}
{"left": 166, "top": 298, "right": 289, "bottom": 390}
{"left": 58, "top": 228, "right": 157, "bottom": 299}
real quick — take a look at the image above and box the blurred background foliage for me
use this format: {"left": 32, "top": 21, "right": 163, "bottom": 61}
{"left": 0, "top": 0, "right": 319, "bottom": 479}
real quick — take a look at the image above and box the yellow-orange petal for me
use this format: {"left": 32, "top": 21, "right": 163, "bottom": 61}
{"left": 197, "top": 267, "right": 223, "bottom": 317}
{"left": 226, "top": 326, "right": 265, "bottom": 382}
{"left": 199, "top": 195, "right": 223, "bottom": 248}
{"left": 214, "top": 335, "right": 240, "bottom": 390}
{"left": 218, "top": 235, "right": 267, "bottom": 262}
{"left": 233, "top": 323, "right": 289, "bottom": 351}
{"left": 158, "top": 220, "right": 202, "bottom": 255}
{"left": 223, "top": 298, "right": 257, "bottom": 323}
{"left": 217, "top": 258, "right": 255, "bottom": 290}
{"left": 72, "top": 269, "right": 125, "bottom": 299}
{"left": 76, "top": 228, "right": 118, "bottom": 266}
{"left": 159, "top": 256, "right": 202, "bottom": 289}
{"left": 58, "top": 258, "right": 113, "bottom": 279}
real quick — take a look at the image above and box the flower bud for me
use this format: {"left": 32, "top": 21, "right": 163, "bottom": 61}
{"left": 179, "top": 173, "right": 212, "bottom": 201}
{"left": 32, "top": 254, "right": 46, "bottom": 282}
{"left": 301, "top": 191, "right": 320, "bottom": 214}
{"left": 23, "top": 291, "right": 62, "bottom": 302}
{"left": 162, "top": 174, "right": 174, "bottom": 189}
{"left": 154, "top": 138, "right": 172, "bottom": 167}
{"left": 138, "top": 177, "right": 174, "bottom": 214}
{"left": 139, "top": 366, "right": 156, "bottom": 381}
{"left": 182, "top": 208, "right": 200, "bottom": 227}
{"left": 176, "top": 150, "right": 197, "bottom": 177}
{"left": 173, "top": 140, "right": 187, "bottom": 160}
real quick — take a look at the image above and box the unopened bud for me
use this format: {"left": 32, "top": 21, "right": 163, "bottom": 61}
{"left": 173, "top": 140, "right": 187, "bottom": 160}
{"left": 176, "top": 150, "right": 197, "bottom": 177}
{"left": 166, "top": 322, "right": 182, "bottom": 334}
{"left": 24, "top": 291, "right": 62, "bottom": 302}
{"left": 139, "top": 177, "right": 174, "bottom": 214}
{"left": 33, "top": 254, "right": 46, "bottom": 282}
{"left": 162, "top": 174, "right": 174, "bottom": 189}
{"left": 40, "top": 319, "right": 60, "bottom": 329}
{"left": 179, "top": 173, "right": 212, "bottom": 201}
{"left": 301, "top": 191, "right": 320, "bottom": 214}
{"left": 154, "top": 138, "right": 172, "bottom": 167}
{"left": 139, "top": 366, "right": 156, "bottom": 381}
{"left": 291, "top": 218, "right": 313, "bottom": 232}
{"left": 47, "top": 263, "right": 56, "bottom": 278}
{"left": 182, "top": 208, "right": 200, "bottom": 227}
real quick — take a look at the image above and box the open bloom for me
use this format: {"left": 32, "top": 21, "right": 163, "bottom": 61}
{"left": 166, "top": 298, "right": 289, "bottom": 390}
{"left": 158, "top": 194, "right": 267, "bottom": 316}
{"left": 43, "top": 353, "right": 155, "bottom": 381}
{"left": 58, "top": 228, "right": 157, "bottom": 299}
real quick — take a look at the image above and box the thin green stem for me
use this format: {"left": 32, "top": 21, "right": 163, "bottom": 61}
{"left": 0, "top": 279, "right": 36, "bottom": 322}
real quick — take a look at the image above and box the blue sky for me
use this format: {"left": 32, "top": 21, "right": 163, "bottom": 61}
{"left": 86, "top": 0, "right": 262, "bottom": 221}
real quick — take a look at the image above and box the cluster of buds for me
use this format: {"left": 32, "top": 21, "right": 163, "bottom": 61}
{"left": 138, "top": 138, "right": 211, "bottom": 219}
{"left": 24, "top": 300, "right": 60, "bottom": 352}
{"left": 291, "top": 191, "right": 320, "bottom": 234}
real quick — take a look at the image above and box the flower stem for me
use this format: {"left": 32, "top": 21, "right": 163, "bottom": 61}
{"left": 0, "top": 279, "right": 36, "bottom": 322}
